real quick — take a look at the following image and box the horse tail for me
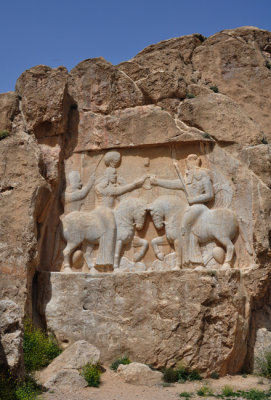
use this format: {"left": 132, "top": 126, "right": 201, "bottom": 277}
{"left": 95, "top": 208, "right": 117, "bottom": 266}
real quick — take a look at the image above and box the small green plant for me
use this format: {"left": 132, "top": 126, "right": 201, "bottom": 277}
{"left": 186, "top": 93, "right": 196, "bottom": 99}
{"left": 255, "top": 350, "right": 271, "bottom": 379}
{"left": 163, "top": 367, "right": 179, "bottom": 383}
{"left": 187, "top": 369, "right": 202, "bottom": 381}
{"left": 0, "top": 130, "right": 9, "bottom": 141}
{"left": 15, "top": 375, "right": 42, "bottom": 400}
{"left": 0, "top": 370, "right": 42, "bottom": 400}
{"left": 162, "top": 382, "right": 173, "bottom": 387}
{"left": 207, "top": 271, "right": 217, "bottom": 278}
{"left": 179, "top": 392, "right": 193, "bottom": 399}
{"left": 265, "top": 61, "right": 271, "bottom": 70}
{"left": 210, "top": 85, "right": 219, "bottom": 93}
{"left": 202, "top": 132, "right": 213, "bottom": 139}
{"left": 23, "top": 319, "right": 62, "bottom": 372}
{"left": 222, "top": 385, "right": 235, "bottom": 397}
{"left": 163, "top": 363, "right": 202, "bottom": 383}
{"left": 210, "top": 371, "right": 219, "bottom": 379}
{"left": 80, "top": 363, "right": 101, "bottom": 387}
{"left": 194, "top": 34, "right": 206, "bottom": 42}
{"left": 110, "top": 356, "right": 131, "bottom": 371}
{"left": 240, "top": 389, "right": 268, "bottom": 400}
{"left": 197, "top": 385, "right": 213, "bottom": 397}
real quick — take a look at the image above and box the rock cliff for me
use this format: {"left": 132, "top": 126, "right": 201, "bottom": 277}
{"left": 1, "top": 26, "right": 271, "bottom": 376}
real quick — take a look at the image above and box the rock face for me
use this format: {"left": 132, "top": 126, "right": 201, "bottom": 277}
{"left": 117, "top": 362, "right": 163, "bottom": 386}
{"left": 1, "top": 26, "right": 271, "bottom": 377}
{"left": 253, "top": 328, "right": 271, "bottom": 373}
{"left": 38, "top": 270, "right": 247, "bottom": 375}
{"left": 0, "top": 300, "right": 24, "bottom": 377}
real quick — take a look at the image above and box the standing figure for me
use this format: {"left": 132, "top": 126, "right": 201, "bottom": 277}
{"left": 62, "top": 170, "right": 95, "bottom": 212}
{"left": 150, "top": 154, "right": 214, "bottom": 266}
{"left": 94, "top": 151, "right": 148, "bottom": 267}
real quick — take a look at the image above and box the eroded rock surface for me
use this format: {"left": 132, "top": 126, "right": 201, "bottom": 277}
{"left": 1, "top": 26, "right": 271, "bottom": 377}
{"left": 38, "top": 340, "right": 100, "bottom": 388}
{"left": 117, "top": 362, "right": 163, "bottom": 386}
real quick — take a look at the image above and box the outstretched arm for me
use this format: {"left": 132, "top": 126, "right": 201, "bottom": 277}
{"left": 112, "top": 175, "right": 148, "bottom": 196}
{"left": 150, "top": 176, "right": 184, "bottom": 190}
{"left": 65, "top": 174, "right": 95, "bottom": 203}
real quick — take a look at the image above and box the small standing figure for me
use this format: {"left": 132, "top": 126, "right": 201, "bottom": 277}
{"left": 63, "top": 170, "right": 95, "bottom": 212}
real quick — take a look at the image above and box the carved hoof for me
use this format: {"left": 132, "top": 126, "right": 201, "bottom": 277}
{"left": 222, "top": 263, "right": 231, "bottom": 270}
{"left": 157, "top": 252, "right": 165, "bottom": 261}
{"left": 63, "top": 266, "right": 73, "bottom": 273}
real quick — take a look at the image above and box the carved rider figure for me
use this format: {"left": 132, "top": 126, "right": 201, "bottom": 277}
{"left": 95, "top": 151, "right": 148, "bottom": 208}
{"left": 150, "top": 154, "right": 214, "bottom": 265}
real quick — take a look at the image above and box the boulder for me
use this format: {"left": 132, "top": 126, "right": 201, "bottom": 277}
{"left": 68, "top": 57, "right": 143, "bottom": 115}
{"left": 15, "top": 65, "right": 69, "bottom": 138}
{"left": 117, "top": 362, "right": 163, "bottom": 386}
{"left": 0, "top": 92, "right": 18, "bottom": 132}
{"left": 254, "top": 328, "right": 271, "bottom": 373}
{"left": 39, "top": 340, "right": 100, "bottom": 386}
{"left": 43, "top": 369, "right": 87, "bottom": 390}
{"left": 178, "top": 93, "right": 263, "bottom": 145}
{"left": 0, "top": 300, "right": 24, "bottom": 377}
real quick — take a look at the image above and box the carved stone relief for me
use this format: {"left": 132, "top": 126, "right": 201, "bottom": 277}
{"left": 57, "top": 143, "right": 253, "bottom": 273}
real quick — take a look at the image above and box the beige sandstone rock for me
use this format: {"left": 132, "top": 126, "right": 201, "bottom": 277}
{"left": 1, "top": 26, "right": 271, "bottom": 380}
{"left": 43, "top": 369, "right": 87, "bottom": 390}
{"left": 68, "top": 57, "right": 143, "bottom": 115}
{"left": 39, "top": 340, "right": 100, "bottom": 387}
{"left": 0, "top": 92, "right": 18, "bottom": 132}
{"left": 178, "top": 93, "right": 263, "bottom": 145}
{"left": 136, "top": 71, "right": 187, "bottom": 102}
{"left": 15, "top": 65, "right": 69, "bottom": 137}
{"left": 0, "top": 300, "right": 24, "bottom": 377}
{"left": 117, "top": 362, "right": 163, "bottom": 386}
{"left": 192, "top": 27, "right": 271, "bottom": 142}
{"left": 38, "top": 270, "right": 248, "bottom": 375}
{"left": 253, "top": 328, "right": 271, "bottom": 372}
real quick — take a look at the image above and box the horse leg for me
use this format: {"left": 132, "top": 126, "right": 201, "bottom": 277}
{"left": 133, "top": 236, "right": 149, "bottom": 262}
{"left": 151, "top": 236, "right": 166, "bottom": 260}
{"left": 63, "top": 241, "right": 78, "bottom": 272}
{"left": 114, "top": 239, "right": 123, "bottom": 269}
{"left": 83, "top": 243, "right": 95, "bottom": 272}
{"left": 174, "top": 238, "right": 182, "bottom": 269}
{"left": 218, "top": 237, "right": 235, "bottom": 269}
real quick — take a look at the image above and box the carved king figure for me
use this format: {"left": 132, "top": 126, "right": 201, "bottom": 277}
{"left": 151, "top": 154, "right": 214, "bottom": 265}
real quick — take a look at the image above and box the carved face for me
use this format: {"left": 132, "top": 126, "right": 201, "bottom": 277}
{"left": 105, "top": 167, "right": 117, "bottom": 184}
{"left": 69, "top": 171, "right": 82, "bottom": 190}
{"left": 185, "top": 154, "right": 200, "bottom": 170}
{"left": 134, "top": 207, "right": 147, "bottom": 230}
{"left": 149, "top": 207, "right": 164, "bottom": 230}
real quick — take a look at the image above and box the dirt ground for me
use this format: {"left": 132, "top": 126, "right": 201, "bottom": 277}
{"left": 40, "top": 367, "right": 271, "bottom": 400}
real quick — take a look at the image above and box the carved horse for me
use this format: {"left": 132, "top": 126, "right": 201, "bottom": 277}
{"left": 61, "top": 197, "right": 148, "bottom": 272}
{"left": 61, "top": 206, "right": 116, "bottom": 272}
{"left": 113, "top": 198, "right": 149, "bottom": 269}
{"left": 148, "top": 195, "right": 239, "bottom": 269}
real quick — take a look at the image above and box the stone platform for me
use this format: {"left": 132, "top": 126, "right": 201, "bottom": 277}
{"left": 37, "top": 269, "right": 250, "bottom": 375}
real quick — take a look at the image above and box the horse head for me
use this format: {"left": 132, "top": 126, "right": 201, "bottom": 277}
{"left": 133, "top": 199, "right": 148, "bottom": 230}
{"left": 148, "top": 199, "right": 165, "bottom": 230}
